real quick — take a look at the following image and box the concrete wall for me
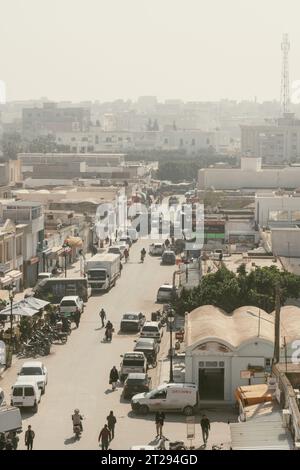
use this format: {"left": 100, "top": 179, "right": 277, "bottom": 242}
{"left": 255, "top": 194, "right": 300, "bottom": 226}
{"left": 271, "top": 228, "right": 300, "bottom": 257}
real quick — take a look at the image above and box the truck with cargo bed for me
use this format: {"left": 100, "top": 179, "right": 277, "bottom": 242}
{"left": 86, "top": 253, "right": 121, "bottom": 291}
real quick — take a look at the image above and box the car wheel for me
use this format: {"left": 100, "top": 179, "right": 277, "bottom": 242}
{"left": 139, "top": 405, "right": 149, "bottom": 415}
{"left": 41, "top": 387, "right": 45, "bottom": 395}
{"left": 183, "top": 406, "right": 194, "bottom": 416}
{"left": 33, "top": 401, "right": 38, "bottom": 412}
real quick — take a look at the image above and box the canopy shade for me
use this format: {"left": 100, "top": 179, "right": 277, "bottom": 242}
{"left": 64, "top": 237, "right": 83, "bottom": 248}
{"left": 0, "top": 297, "right": 50, "bottom": 317}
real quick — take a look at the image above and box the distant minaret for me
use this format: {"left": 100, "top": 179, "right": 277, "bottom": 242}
{"left": 281, "top": 33, "right": 290, "bottom": 114}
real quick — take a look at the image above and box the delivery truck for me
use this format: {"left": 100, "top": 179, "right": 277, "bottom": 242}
{"left": 0, "top": 406, "right": 22, "bottom": 433}
{"left": 86, "top": 253, "right": 121, "bottom": 292}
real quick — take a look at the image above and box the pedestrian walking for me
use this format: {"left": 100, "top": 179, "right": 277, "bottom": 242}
{"left": 200, "top": 414, "right": 211, "bottom": 445}
{"left": 73, "top": 308, "right": 81, "bottom": 329}
{"left": 107, "top": 411, "right": 117, "bottom": 440}
{"left": 99, "top": 308, "right": 106, "bottom": 328}
{"left": 98, "top": 424, "right": 111, "bottom": 450}
{"left": 25, "top": 425, "right": 35, "bottom": 450}
{"left": 155, "top": 411, "right": 165, "bottom": 438}
{"left": 109, "top": 366, "right": 119, "bottom": 391}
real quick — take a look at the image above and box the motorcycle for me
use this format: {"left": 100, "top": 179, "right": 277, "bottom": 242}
{"left": 157, "top": 437, "right": 186, "bottom": 450}
{"left": 73, "top": 423, "right": 82, "bottom": 439}
{"left": 104, "top": 328, "right": 113, "bottom": 342}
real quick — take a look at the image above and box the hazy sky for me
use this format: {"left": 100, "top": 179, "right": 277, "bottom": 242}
{"left": 1, "top": 0, "right": 300, "bottom": 103}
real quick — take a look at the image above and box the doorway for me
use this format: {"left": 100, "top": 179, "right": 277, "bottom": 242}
{"left": 199, "top": 368, "right": 224, "bottom": 400}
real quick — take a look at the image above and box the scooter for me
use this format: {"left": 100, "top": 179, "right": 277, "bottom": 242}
{"left": 73, "top": 424, "right": 82, "bottom": 439}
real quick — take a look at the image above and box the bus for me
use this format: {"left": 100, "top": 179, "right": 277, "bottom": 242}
{"left": 33, "top": 277, "right": 90, "bottom": 303}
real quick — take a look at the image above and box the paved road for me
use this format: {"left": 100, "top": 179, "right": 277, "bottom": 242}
{"left": 1, "top": 239, "right": 179, "bottom": 450}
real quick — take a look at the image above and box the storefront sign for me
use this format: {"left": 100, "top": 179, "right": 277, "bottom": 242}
{"left": 240, "top": 370, "right": 251, "bottom": 379}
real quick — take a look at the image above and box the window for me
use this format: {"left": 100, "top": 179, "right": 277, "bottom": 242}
{"left": 13, "top": 387, "right": 23, "bottom": 397}
{"left": 16, "top": 237, "right": 22, "bottom": 256}
{"left": 24, "top": 387, "right": 34, "bottom": 397}
{"left": 265, "top": 358, "right": 271, "bottom": 368}
{"left": 150, "top": 390, "right": 167, "bottom": 399}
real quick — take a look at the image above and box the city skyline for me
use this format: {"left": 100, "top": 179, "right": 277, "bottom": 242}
{"left": 1, "top": 0, "right": 300, "bottom": 103}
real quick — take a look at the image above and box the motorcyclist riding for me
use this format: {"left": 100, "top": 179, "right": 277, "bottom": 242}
{"left": 105, "top": 321, "right": 113, "bottom": 341}
{"left": 124, "top": 248, "right": 129, "bottom": 262}
{"left": 140, "top": 248, "right": 146, "bottom": 263}
{"left": 72, "top": 409, "right": 83, "bottom": 435}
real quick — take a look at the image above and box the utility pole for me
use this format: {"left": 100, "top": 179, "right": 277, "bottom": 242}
{"left": 273, "top": 283, "right": 281, "bottom": 365}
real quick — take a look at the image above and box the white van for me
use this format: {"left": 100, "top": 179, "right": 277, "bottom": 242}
{"left": 59, "top": 295, "right": 84, "bottom": 317}
{"left": 131, "top": 383, "right": 198, "bottom": 416}
{"left": 11, "top": 377, "right": 42, "bottom": 411}
{"left": 140, "top": 321, "right": 162, "bottom": 343}
{"left": 156, "top": 284, "right": 175, "bottom": 303}
{"left": 120, "top": 352, "right": 147, "bottom": 382}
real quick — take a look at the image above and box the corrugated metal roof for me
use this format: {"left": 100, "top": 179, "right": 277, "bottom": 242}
{"left": 230, "top": 419, "right": 293, "bottom": 450}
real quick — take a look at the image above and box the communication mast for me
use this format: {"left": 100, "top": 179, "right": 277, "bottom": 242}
{"left": 281, "top": 33, "right": 290, "bottom": 114}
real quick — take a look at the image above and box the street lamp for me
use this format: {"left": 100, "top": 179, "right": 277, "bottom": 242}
{"left": 168, "top": 309, "right": 175, "bottom": 383}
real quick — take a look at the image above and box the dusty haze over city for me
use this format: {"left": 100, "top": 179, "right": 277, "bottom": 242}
{"left": 1, "top": 0, "right": 300, "bottom": 102}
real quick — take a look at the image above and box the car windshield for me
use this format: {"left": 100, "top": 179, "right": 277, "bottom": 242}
{"left": 60, "top": 300, "right": 76, "bottom": 307}
{"left": 20, "top": 367, "right": 43, "bottom": 375}
{"left": 123, "top": 359, "right": 145, "bottom": 367}
{"left": 158, "top": 288, "right": 172, "bottom": 293}
{"left": 123, "top": 314, "right": 138, "bottom": 320}
{"left": 126, "top": 379, "right": 146, "bottom": 386}
{"left": 142, "top": 326, "right": 158, "bottom": 332}
{"left": 88, "top": 270, "right": 106, "bottom": 280}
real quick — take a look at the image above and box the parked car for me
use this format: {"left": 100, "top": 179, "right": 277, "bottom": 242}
{"left": 120, "top": 312, "right": 145, "bottom": 333}
{"left": 123, "top": 373, "right": 151, "bottom": 399}
{"left": 134, "top": 337, "right": 159, "bottom": 367}
{"left": 161, "top": 250, "right": 176, "bottom": 265}
{"left": 59, "top": 295, "right": 84, "bottom": 318}
{"left": 108, "top": 245, "right": 124, "bottom": 259}
{"left": 149, "top": 243, "right": 165, "bottom": 256}
{"left": 156, "top": 284, "right": 177, "bottom": 303}
{"left": 18, "top": 361, "right": 48, "bottom": 394}
{"left": 11, "top": 377, "right": 42, "bottom": 411}
{"left": 120, "top": 352, "right": 147, "bottom": 382}
{"left": 140, "top": 321, "right": 162, "bottom": 343}
{"left": 119, "top": 235, "right": 132, "bottom": 247}
{"left": 131, "top": 383, "right": 198, "bottom": 416}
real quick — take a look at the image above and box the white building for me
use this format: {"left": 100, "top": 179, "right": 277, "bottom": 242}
{"left": 55, "top": 128, "right": 231, "bottom": 155}
{"left": 198, "top": 156, "right": 300, "bottom": 191}
{"left": 255, "top": 192, "right": 300, "bottom": 227}
{"left": 185, "top": 305, "right": 300, "bottom": 403}
{"left": 0, "top": 201, "right": 44, "bottom": 287}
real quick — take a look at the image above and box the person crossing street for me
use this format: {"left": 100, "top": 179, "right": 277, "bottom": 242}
{"left": 99, "top": 308, "right": 106, "bottom": 328}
